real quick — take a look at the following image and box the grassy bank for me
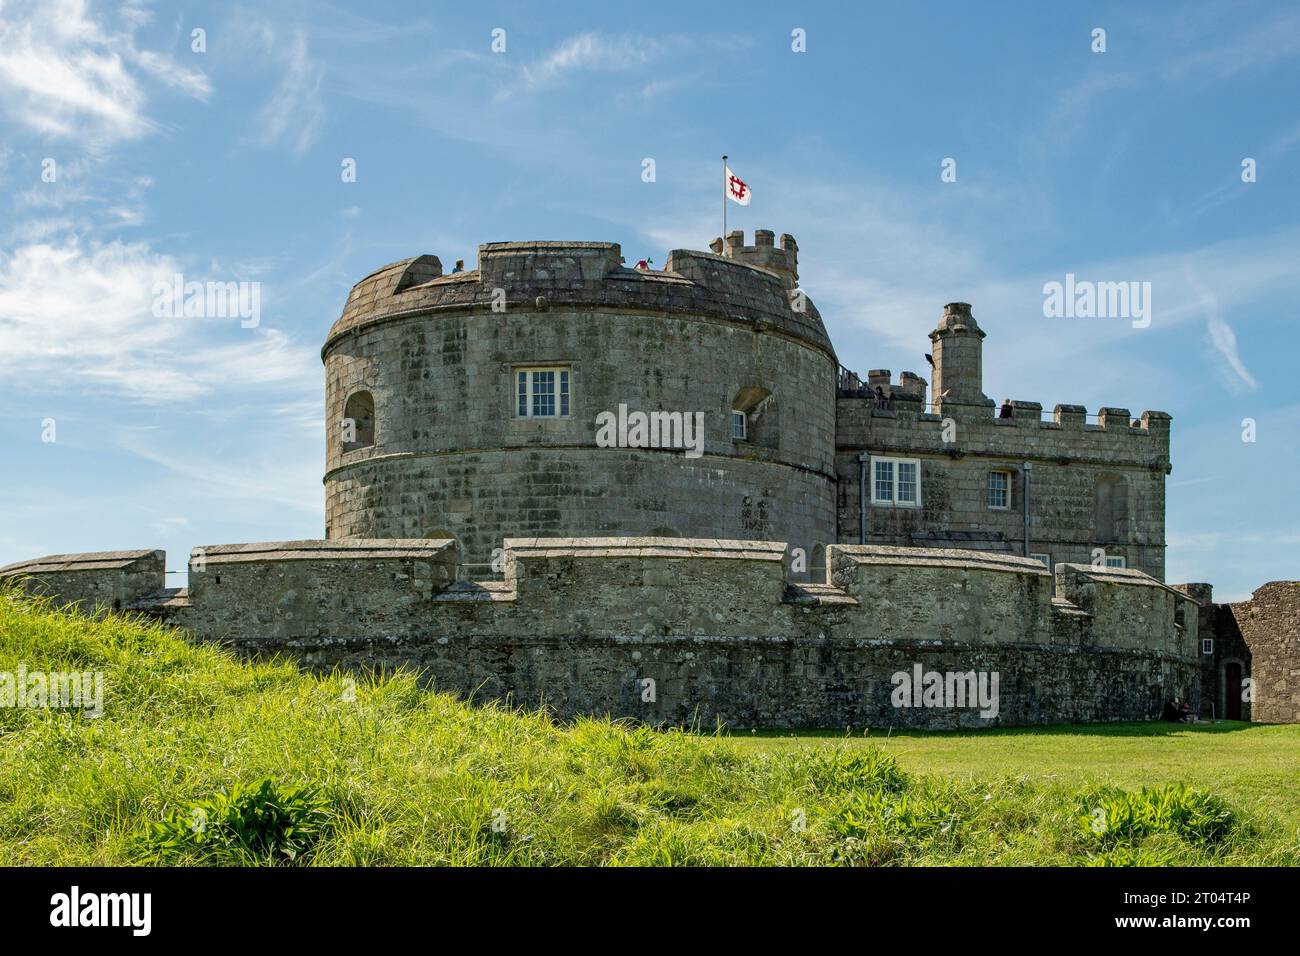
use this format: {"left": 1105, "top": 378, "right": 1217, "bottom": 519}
{"left": 1, "top": 592, "right": 1295, "bottom": 866}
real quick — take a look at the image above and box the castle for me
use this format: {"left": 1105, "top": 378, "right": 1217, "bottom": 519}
{"left": 4, "top": 232, "right": 1296, "bottom": 727}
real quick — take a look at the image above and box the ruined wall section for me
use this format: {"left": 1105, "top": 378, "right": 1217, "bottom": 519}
{"left": 1228, "top": 582, "right": 1300, "bottom": 724}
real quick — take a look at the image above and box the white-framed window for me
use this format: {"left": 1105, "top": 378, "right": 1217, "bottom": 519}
{"left": 871, "top": 456, "right": 921, "bottom": 507}
{"left": 1104, "top": 555, "right": 1127, "bottom": 568}
{"left": 988, "top": 470, "right": 1011, "bottom": 509}
{"left": 1030, "top": 552, "right": 1051, "bottom": 571}
{"left": 515, "top": 366, "right": 570, "bottom": 418}
{"left": 731, "top": 409, "right": 747, "bottom": 440}
{"left": 1202, "top": 638, "right": 1214, "bottom": 655}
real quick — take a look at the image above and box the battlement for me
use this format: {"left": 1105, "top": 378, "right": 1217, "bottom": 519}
{"left": 840, "top": 368, "right": 929, "bottom": 403}
{"left": 476, "top": 241, "right": 625, "bottom": 284}
{"left": 836, "top": 394, "right": 1171, "bottom": 458}
{"left": 325, "top": 237, "right": 832, "bottom": 358}
{"left": 706, "top": 229, "right": 799, "bottom": 288}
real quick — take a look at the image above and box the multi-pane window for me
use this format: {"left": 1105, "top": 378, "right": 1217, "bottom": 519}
{"left": 1202, "top": 638, "right": 1214, "bottom": 655}
{"left": 1030, "top": 552, "right": 1052, "bottom": 571}
{"left": 731, "top": 410, "right": 747, "bottom": 440}
{"left": 896, "top": 461, "right": 918, "bottom": 504}
{"left": 870, "top": 456, "right": 921, "bottom": 507}
{"left": 515, "top": 366, "right": 570, "bottom": 418}
{"left": 1104, "top": 555, "right": 1127, "bottom": 568}
{"left": 988, "top": 470, "right": 1011, "bottom": 509}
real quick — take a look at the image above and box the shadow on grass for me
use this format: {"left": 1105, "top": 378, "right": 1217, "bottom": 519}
{"left": 736, "top": 720, "right": 1262, "bottom": 741}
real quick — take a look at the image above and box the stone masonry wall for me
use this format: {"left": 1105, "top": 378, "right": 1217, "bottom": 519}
{"left": 836, "top": 396, "right": 1170, "bottom": 579}
{"left": 5, "top": 537, "right": 1191, "bottom": 729}
{"left": 1228, "top": 582, "right": 1300, "bottom": 724}
{"left": 0, "top": 550, "right": 165, "bottom": 613}
{"left": 1172, "top": 582, "right": 1251, "bottom": 721}
{"left": 323, "top": 240, "right": 838, "bottom": 568}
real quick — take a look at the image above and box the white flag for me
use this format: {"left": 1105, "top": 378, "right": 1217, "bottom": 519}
{"left": 725, "top": 166, "right": 751, "bottom": 206}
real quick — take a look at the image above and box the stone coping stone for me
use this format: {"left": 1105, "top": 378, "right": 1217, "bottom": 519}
{"left": 833, "top": 544, "right": 1051, "bottom": 575}
{"left": 194, "top": 539, "right": 457, "bottom": 565}
{"left": 0, "top": 549, "right": 163, "bottom": 576}
{"left": 503, "top": 537, "right": 787, "bottom": 561}
{"left": 1055, "top": 562, "right": 1185, "bottom": 595}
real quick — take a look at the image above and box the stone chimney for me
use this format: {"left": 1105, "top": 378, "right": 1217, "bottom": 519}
{"left": 928, "top": 302, "right": 993, "bottom": 417}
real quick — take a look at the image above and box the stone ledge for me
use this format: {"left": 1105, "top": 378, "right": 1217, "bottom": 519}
{"left": 193, "top": 539, "right": 457, "bottom": 565}
{"left": 0, "top": 549, "right": 163, "bottom": 576}
{"left": 832, "top": 544, "right": 1051, "bottom": 575}
{"left": 1055, "top": 562, "right": 1183, "bottom": 595}
{"left": 503, "top": 537, "right": 787, "bottom": 561}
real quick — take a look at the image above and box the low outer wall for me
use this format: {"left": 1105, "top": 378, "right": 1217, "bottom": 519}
{"left": 1, "top": 539, "right": 1200, "bottom": 728}
{"left": 0, "top": 550, "right": 164, "bottom": 613}
{"left": 176, "top": 539, "right": 1196, "bottom": 729}
{"left": 183, "top": 540, "right": 459, "bottom": 639}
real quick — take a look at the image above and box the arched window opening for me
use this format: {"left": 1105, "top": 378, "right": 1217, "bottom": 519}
{"left": 343, "top": 391, "right": 376, "bottom": 452}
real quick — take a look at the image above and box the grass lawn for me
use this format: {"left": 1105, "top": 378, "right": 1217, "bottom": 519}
{"left": 733, "top": 722, "right": 1300, "bottom": 837}
{"left": 2, "top": 591, "right": 1296, "bottom": 867}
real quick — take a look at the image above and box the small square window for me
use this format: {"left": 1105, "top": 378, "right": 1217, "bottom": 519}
{"left": 1030, "top": 552, "right": 1051, "bottom": 571}
{"left": 1104, "top": 556, "right": 1127, "bottom": 568}
{"left": 1202, "top": 638, "right": 1214, "bottom": 655}
{"left": 731, "top": 410, "right": 747, "bottom": 440}
{"left": 988, "top": 470, "right": 1011, "bottom": 509}
{"left": 514, "top": 366, "right": 570, "bottom": 418}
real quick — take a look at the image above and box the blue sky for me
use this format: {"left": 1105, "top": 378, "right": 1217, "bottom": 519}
{"left": 0, "top": 0, "right": 1296, "bottom": 601}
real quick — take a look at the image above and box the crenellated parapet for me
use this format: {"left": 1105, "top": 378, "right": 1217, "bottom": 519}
{"left": 835, "top": 394, "right": 1172, "bottom": 469}
{"left": 707, "top": 229, "right": 799, "bottom": 288}
{"left": 325, "top": 237, "right": 831, "bottom": 359}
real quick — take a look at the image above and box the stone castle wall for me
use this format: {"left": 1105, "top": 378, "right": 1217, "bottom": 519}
{"left": 323, "top": 241, "right": 838, "bottom": 568}
{"left": 1226, "top": 582, "right": 1300, "bottom": 724}
{"left": 835, "top": 394, "right": 1170, "bottom": 579}
{"left": 0, "top": 550, "right": 165, "bottom": 613}
{"left": 2, "top": 539, "right": 1200, "bottom": 729}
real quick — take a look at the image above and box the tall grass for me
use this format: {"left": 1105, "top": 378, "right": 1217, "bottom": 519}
{"left": 0, "top": 590, "right": 1293, "bottom": 866}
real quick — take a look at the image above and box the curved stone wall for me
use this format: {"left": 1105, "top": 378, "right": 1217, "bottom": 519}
{"left": 323, "top": 242, "right": 838, "bottom": 566}
{"left": 5, "top": 540, "right": 1203, "bottom": 729}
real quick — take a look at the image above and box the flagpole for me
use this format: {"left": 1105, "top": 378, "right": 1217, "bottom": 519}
{"left": 722, "top": 154, "right": 727, "bottom": 240}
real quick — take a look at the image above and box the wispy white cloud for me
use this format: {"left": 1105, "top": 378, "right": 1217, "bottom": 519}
{"left": 519, "top": 32, "right": 664, "bottom": 90}
{"left": 115, "top": 430, "right": 322, "bottom": 516}
{"left": 1183, "top": 265, "right": 1259, "bottom": 392}
{"left": 255, "top": 27, "right": 325, "bottom": 155}
{"left": 0, "top": 0, "right": 210, "bottom": 149}
{"left": 0, "top": 238, "right": 318, "bottom": 403}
